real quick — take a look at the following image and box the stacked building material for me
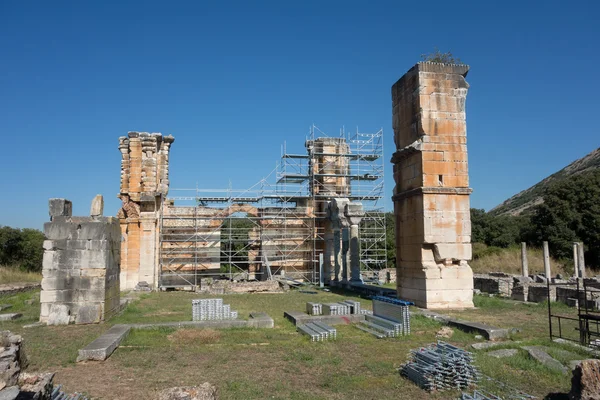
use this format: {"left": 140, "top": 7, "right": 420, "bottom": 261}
{"left": 460, "top": 390, "right": 501, "bottom": 400}
{"left": 341, "top": 300, "right": 361, "bottom": 314}
{"left": 192, "top": 298, "right": 238, "bottom": 321}
{"left": 401, "top": 341, "right": 479, "bottom": 391}
{"left": 372, "top": 296, "right": 411, "bottom": 335}
{"left": 322, "top": 302, "right": 351, "bottom": 315}
{"left": 297, "top": 322, "right": 337, "bottom": 341}
{"left": 51, "top": 384, "right": 90, "bottom": 400}
{"left": 306, "top": 302, "right": 322, "bottom": 315}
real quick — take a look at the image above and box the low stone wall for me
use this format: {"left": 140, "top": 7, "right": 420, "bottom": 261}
{"left": 198, "top": 279, "right": 283, "bottom": 294}
{"left": 474, "top": 274, "right": 513, "bottom": 297}
{"left": 0, "top": 283, "right": 40, "bottom": 296}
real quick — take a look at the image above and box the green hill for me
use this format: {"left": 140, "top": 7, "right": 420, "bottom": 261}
{"left": 490, "top": 147, "right": 600, "bottom": 216}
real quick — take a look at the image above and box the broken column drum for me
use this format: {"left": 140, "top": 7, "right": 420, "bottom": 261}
{"left": 117, "top": 132, "right": 174, "bottom": 290}
{"left": 40, "top": 198, "right": 121, "bottom": 324}
{"left": 391, "top": 62, "right": 474, "bottom": 309}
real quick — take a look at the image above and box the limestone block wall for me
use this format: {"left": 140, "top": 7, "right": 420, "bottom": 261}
{"left": 118, "top": 132, "right": 174, "bottom": 290}
{"left": 40, "top": 199, "right": 120, "bottom": 324}
{"left": 391, "top": 62, "right": 473, "bottom": 309}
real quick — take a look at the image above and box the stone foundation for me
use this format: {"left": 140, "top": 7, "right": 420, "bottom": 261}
{"left": 40, "top": 198, "right": 120, "bottom": 325}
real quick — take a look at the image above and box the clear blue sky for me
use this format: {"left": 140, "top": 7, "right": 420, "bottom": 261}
{"left": 1, "top": 1, "right": 598, "bottom": 230}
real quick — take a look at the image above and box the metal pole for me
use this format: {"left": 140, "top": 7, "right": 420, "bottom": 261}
{"left": 547, "top": 277, "right": 552, "bottom": 340}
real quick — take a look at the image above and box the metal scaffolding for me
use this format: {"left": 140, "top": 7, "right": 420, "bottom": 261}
{"left": 158, "top": 125, "right": 386, "bottom": 287}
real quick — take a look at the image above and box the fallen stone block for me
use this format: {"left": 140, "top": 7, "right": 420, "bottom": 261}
{"left": 158, "top": 383, "right": 217, "bottom": 400}
{"left": 472, "top": 341, "right": 518, "bottom": 350}
{"left": 486, "top": 349, "right": 518, "bottom": 358}
{"left": 0, "top": 314, "right": 21, "bottom": 322}
{"left": 447, "top": 318, "right": 509, "bottom": 340}
{"left": 0, "top": 306, "right": 11, "bottom": 312}
{"left": 77, "top": 324, "right": 131, "bottom": 362}
{"left": 522, "top": 346, "right": 568, "bottom": 374}
{"left": 569, "top": 359, "right": 600, "bottom": 400}
{"left": 0, "top": 386, "right": 19, "bottom": 400}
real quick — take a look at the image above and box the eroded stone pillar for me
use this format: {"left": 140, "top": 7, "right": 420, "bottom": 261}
{"left": 117, "top": 132, "right": 174, "bottom": 290}
{"left": 329, "top": 198, "right": 350, "bottom": 283}
{"left": 345, "top": 202, "right": 364, "bottom": 283}
{"left": 391, "top": 62, "right": 474, "bottom": 309}
{"left": 521, "top": 242, "right": 529, "bottom": 277}
{"left": 323, "top": 228, "right": 333, "bottom": 284}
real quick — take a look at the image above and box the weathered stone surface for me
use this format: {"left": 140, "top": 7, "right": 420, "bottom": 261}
{"left": 90, "top": 194, "right": 104, "bottom": 217}
{"left": 471, "top": 341, "right": 516, "bottom": 350}
{"left": 46, "top": 305, "right": 70, "bottom": 325}
{"left": 486, "top": 349, "right": 518, "bottom": 358}
{"left": 0, "top": 315, "right": 21, "bottom": 322}
{"left": 157, "top": 383, "right": 217, "bottom": 400}
{"left": 77, "top": 324, "right": 131, "bottom": 362}
{"left": 41, "top": 202, "right": 120, "bottom": 325}
{"left": 390, "top": 62, "right": 473, "bottom": 309}
{"left": 48, "top": 199, "right": 72, "bottom": 219}
{"left": 522, "top": 346, "right": 568, "bottom": 373}
{"left": 0, "top": 306, "right": 10, "bottom": 312}
{"left": 17, "top": 372, "right": 54, "bottom": 399}
{"left": 570, "top": 359, "right": 600, "bottom": 400}
{"left": 0, "top": 386, "right": 19, "bottom": 400}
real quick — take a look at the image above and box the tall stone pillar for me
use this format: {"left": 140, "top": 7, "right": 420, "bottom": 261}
{"left": 345, "top": 202, "right": 364, "bottom": 283}
{"left": 391, "top": 62, "right": 474, "bottom": 309}
{"left": 341, "top": 228, "right": 349, "bottom": 283}
{"left": 333, "top": 228, "right": 341, "bottom": 282}
{"left": 117, "top": 132, "right": 174, "bottom": 290}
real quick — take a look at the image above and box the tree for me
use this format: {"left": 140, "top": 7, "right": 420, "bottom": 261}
{"left": 421, "top": 47, "right": 463, "bottom": 64}
{"left": 0, "top": 226, "right": 45, "bottom": 272}
{"left": 528, "top": 169, "right": 600, "bottom": 267}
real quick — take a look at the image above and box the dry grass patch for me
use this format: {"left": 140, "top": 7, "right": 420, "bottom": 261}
{"left": 471, "top": 246, "right": 569, "bottom": 276}
{"left": 168, "top": 328, "right": 221, "bottom": 345}
{"left": 0, "top": 266, "right": 42, "bottom": 284}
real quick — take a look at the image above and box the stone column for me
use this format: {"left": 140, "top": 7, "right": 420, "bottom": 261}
{"left": 577, "top": 242, "right": 586, "bottom": 278}
{"left": 333, "top": 228, "right": 341, "bottom": 282}
{"left": 573, "top": 242, "right": 580, "bottom": 278}
{"left": 521, "top": 242, "right": 529, "bottom": 277}
{"left": 345, "top": 202, "right": 365, "bottom": 284}
{"left": 323, "top": 230, "right": 333, "bottom": 284}
{"left": 390, "top": 62, "right": 473, "bottom": 309}
{"left": 329, "top": 198, "right": 350, "bottom": 283}
{"left": 341, "top": 228, "right": 349, "bottom": 283}
{"left": 543, "top": 241, "right": 552, "bottom": 278}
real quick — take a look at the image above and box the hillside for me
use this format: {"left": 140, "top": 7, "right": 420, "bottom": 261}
{"left": 490, "top": 147, "right": 600, "bottom": 216}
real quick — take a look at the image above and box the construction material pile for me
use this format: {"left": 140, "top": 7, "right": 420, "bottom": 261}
{"left": 306, "top": 300, "right": 372, "bottom": 316}
{"left": 401, "top": 341, "right": 479, "bottom": 391}
{"left": 372, "top": 296, "right": 411, "bottom": 334}
{"left": 297, "top": 322, "right": 337, "bottom": 341}
{"left": 356, "top": 314, "right": 406, "bottom": 338}
{"left": 192, "top": 298, "right": 238, "bottom": 321}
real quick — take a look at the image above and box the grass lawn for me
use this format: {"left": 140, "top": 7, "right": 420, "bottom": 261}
{"left": 0, "top": 289, "right": 589, "bottom": 399}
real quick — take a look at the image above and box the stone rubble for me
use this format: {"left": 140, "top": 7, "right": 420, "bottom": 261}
{"left": 157, "top": 383, "right": 218, "bottom": 400}
{"left": 570, "top": 359, "right": 600, "bottom": 400}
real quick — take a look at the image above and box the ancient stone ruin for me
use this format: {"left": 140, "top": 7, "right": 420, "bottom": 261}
{"left": 391, "top": 62, "right": 473, "bottom": 309}
{"left": 40, "top": 197, "right": 121, "bottom": 324}
{"left": 118, "top": 132, "right": 174, "bottom": 290}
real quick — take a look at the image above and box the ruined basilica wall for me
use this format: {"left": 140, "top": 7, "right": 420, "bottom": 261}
{"left": 391, "top": 62, "right": 473, "bottom": 309}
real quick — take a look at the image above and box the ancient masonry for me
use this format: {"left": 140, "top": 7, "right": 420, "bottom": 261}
{"left": 391, "top": 62, "right": 473, "bottom": 309}
{"left": 118, "top": 132, "right": 174, "bottom": 290}
{"left": 41, "top": 198, "right": 121, "bottom": 324}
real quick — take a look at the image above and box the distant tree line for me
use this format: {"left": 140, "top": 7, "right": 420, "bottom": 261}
{"left": 384, "top": 169, "right": 600, "bottom": 269}
{"left": 0, "top": 226, "right": 46, "bottom": 272}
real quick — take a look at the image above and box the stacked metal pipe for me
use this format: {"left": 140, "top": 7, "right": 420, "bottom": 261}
{"left": 401, "top": 341, "right": 479, "bottom": 391}
{"left": 51, "top": 384, "right": 89, "bottom": 400}
{"left": 192, "top": 298, "right": 238, "bottom": 321}
{"left": 322, "top": 302, "right": 351, "bottom": 315}
{"left": 372, "top": 296, "right": 411, "bottom": 335}
{"left": 306, "top": 302, "right": 322, "bottom": 315}
{"left": 297, "top": 322, "right": 337, "bottom": 341}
